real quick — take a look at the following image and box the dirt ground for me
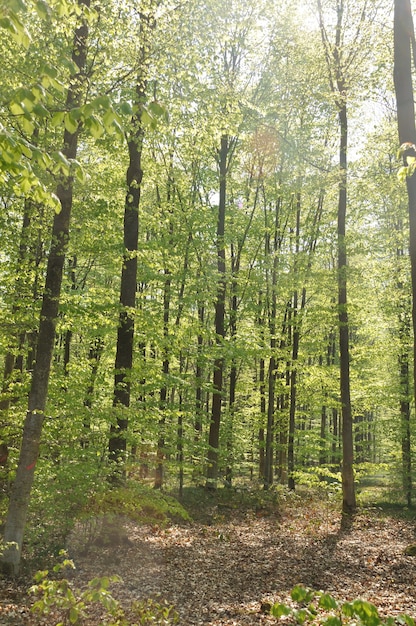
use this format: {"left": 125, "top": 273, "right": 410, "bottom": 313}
{"left": 1, "top": 489, "right": 416, "bottom": 625}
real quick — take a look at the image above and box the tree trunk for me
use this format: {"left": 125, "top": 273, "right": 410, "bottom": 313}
{"left": 154, "top": 268, "right": 171, "bottom": 489}
{"left": 263, "top": 196, "right": 282, "bottom": 490}
{"left": 109, "top": 11, "right": 155, "bottom": 470}
{"left": 2, "top": 0, "right": 90, "bottom": 575}
{"left": 194, "top": 303, "right": 205, "bottom": 458}
{"left": 1, "top": 185, "right": 40, "bottom": 412}
{"left": 393, "top": 0, "right": 416, "bottom": 506}
{"left": 206, "top": 135, "right": 228, "bottom": 489}
{"left": 338, "top": 101, "right": 356, "bottom": 514}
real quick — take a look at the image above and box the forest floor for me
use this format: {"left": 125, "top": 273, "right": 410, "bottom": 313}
{"left": 1, "top": 485, "right": 416, "bottom": 625}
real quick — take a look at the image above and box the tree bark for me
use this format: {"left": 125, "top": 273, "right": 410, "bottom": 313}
{"left": 2, "top": 0, "right": 90, "bottom": 575}
{"left": 337, "top": 101, "right": 356, "bottom": 514}
{"left": 109, "top": 10, "right": 155, "bottom": 470}
{"left": 393, "top": 0, "right": 416, "bottom": 507}
{"left": 206, "top": 135, "right": 228, "bottom": 489}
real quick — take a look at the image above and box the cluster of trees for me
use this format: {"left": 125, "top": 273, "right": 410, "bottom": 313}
{"left": 0, "top": 0, "right": 415, "bottom": 572}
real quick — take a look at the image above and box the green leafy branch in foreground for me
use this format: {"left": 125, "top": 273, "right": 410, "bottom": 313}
{"left": 29, "top": 555, "right": 179, "bottom": 626}
{"left": 270, "top": 585, "right": 414, "bottom": 626}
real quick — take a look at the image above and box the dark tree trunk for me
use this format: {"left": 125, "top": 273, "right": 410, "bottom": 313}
{"left": 82, "top": 336, "right": 104, "bottom": 446}
{"left": 1, "top": 185, "right": 41, "bottom": 412}
{"left": 154, "top": 268, "right": 171, "bottom": 489}
{"left": 206, "top": 135, "right": 228, "bottom": 489}
{"left": 259, "top": 353, "right": 266, "bottom": 479}
{"left": 2, "top": 0, "right": 90, "bottom": 575}
{"left": 195, "top": 303, "right": 204, "bottom": 447}
{"left": 109, "top": 11, "right": 155, "bottom": 470}
{"left": 337, "top": 101, "right": 356, "bottom": 514}
{"left": 263, "top": 197, "right": 282, "bottom": 490}
{"left": 287, "top": 195, "right": 301, "bottom": 491}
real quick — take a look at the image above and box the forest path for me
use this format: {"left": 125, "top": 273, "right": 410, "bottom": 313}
{"left": 1, "top": 492, "right": 416, "bottom": 625}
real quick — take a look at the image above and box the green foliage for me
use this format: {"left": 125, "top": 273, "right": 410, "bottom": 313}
{"left": 129, "top": 599, "right": 179, "bottom": 625}
{"left": 397, "top": 143, "right": 416, "bottom": 182}
{"left": 292, "top": 467, "right": 343, "bottom": 497}
{"left": 84, "top": 481, "right": 191, "bottom": 526}
{"left": 30, "top": 555, "right": 179, "bottom": 625}
{"left": 20, "top": 448, "right": 111, "bottom": 564}
{"left": 270, "top": 586, "right": 414, "bottom": 626}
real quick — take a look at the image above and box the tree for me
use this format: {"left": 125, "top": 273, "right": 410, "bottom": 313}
{"left": 108, "top": 4, "right": 156, "bottom": 473}
{"left": 2, "top": 0, "right": 91, "bottom": 574}
{"left": 393, "top": 0, "right": 416, "bottom": 504}
{"left": 317, "top": 0, "right": 375, "bottom": 514}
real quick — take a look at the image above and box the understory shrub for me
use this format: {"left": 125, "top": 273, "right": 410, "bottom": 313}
{"left": 270, "top": 585, "right": 414, "bottom": 626}
{"left": 30, "top": 556, "right": 179, "bottom": 625}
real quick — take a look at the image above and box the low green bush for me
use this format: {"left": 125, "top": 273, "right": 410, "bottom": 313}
{"left": 30, "top": 555, "right": 179, "bottom": 625}
{"left": 270, "top": 585, "right": 414, "bottom": 626}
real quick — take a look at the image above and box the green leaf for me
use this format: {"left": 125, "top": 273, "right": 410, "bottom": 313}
{"left": 52, "top": 150, "right": 71, "bottom": 175}
{"left": 49, "top": 77, "right": 66, "bottom": 94}
{"left": 85, "top": 115, "right": 104, "bottom": 138}
{"left": 69, "top": 606, "right": 79, "bottom": 624}
{"left": 120, "top": 101, "right": 133, "bottom": 116}
{"left": 21, "top": 116, "right": 35, "bottom": 135}
{"left": 323, "top": 617, "right": 342, "bottom": 626}
{"left": 35, "top": 0, "right": 50, "bottom": 19}
{"left": 10, "top": 101, "right": 24, "bottom": 116}
{"left": 73, "top": 160, "right": 86, "bottom": 183}
{"left": 20, "top": 143, "right": 32, "bottom": 158}
{"left": 92, "top": 95, "right": 111, "bottom": 110}
{"left": 271, "top": 603, "right": 291, "bottom": 618}
{"left": 319, "top": 593, "right": 338, "bottom": 610}
{"left": 0, "top": 14, "right": 30, "bottom": 48}
{"left": 141, "top": 108, "right": 154, "bottom": 129}
{"left": 33, "top": 103, "right": 50, "bottom": 118}
{"left": 51, "top": 111, "right": 65, "bottom": 127}
{"left": 70, "top": 107, "right": 83, "bottom": 121}
{"left": 397, "top": 166, "right": 408, "bottom": 182}
{"left": 102, "top": 108, "right": 116, "bottom": 130}
{"left": 295, "top": 608, "right": 311, "bottom": 624}
{"left": 148, "top": 100, "right": 168, "bottom": 121}
{"left": 41, "top": 63, "right": 58, "bottom": 79}
{"left": 64, "top": 112, "right": 78, "bottom": 134}
{"left": 291, "top": 585, "right": 314, "bottom": 603}
{"left": 351, "top": 600, "right": 380, "bottom": 626}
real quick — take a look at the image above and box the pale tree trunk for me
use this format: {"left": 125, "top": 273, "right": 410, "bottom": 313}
{"left": 2, "top": 0, "right": 90, "bottom": 575}
{"left": 393, "top": 0, "right": 416, "bottom": 505}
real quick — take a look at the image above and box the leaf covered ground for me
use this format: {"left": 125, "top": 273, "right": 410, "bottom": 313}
{"left": 1, "top": 487, "right": 416, "bottom": 625}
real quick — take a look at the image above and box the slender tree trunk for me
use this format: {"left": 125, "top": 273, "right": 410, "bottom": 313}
{"left": 1, "top": 187, "right": 40, "bottom": 412}
{"left": 393, "top": 0, "right": 416, "bottom": 506}
{"left": 206, "top": 135, "right": 228, "bottom": 489}
{"left": 259, "top": 353, "right": 266, "bottom": 479}
{"left": 154, "top": 268, "right": 171, "bottom": 489}
{"left": 263, "top": 197, "right": 282, "bottom": 490}
{"left": 397, "top": 260, "right": 412, "bottom": 505}
{"left": 337, "top": 101, "right": 356, "bottom": 514}
{"left": 2, "top": 0, "right": 90, "bottom": 574}
{"left": 82, "top": 336, "right": 104, "bottom": 446}
{"left": 195, "top": 303, "right": 204, "bottom": 446}
{"left": 287, "top": 195, "right": 301, "bottom": 490}
{"left": 109, "top": 11, "right": 155, "bottom": 469}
